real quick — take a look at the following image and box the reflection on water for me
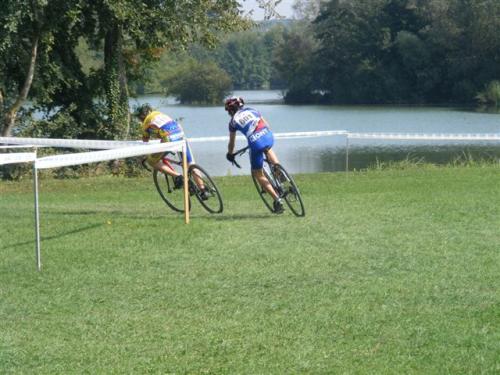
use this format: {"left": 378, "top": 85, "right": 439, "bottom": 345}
{"left": 331, "top": 144, "right": 500, "bottom": 172}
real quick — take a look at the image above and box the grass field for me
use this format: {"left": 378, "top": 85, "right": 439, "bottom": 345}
{"left": 1, "top": 165, "right": 499, "bottom": 373}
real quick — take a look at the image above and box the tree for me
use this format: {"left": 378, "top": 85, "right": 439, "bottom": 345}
{"left": 421, "top": 0, "right": 500, "bottom": 102}
{"left": 165, "top": 59, "right": 232, "bottom": 104}
{"left": 215, "top": 31, "right": 271, "bottom": 89}
{"left": 76, "top": 0, "right": 247, "bottom": 139}
{"left": 0, "top": 0, "right": 83, "bottom": 137}
{"left": 475, "top": 80, "right": 500, "bottom": 108}
{"left": 1, "top": 0, "right": 248, "bottom": 139}
{"left": 273, "top": 24, "right": 320, "bottom": 102}
{"left": 292, "top": 0, "right": 322, "bottom": 20}
{"left": 262, "top": 24, "right": 287, "bottom": 89}
{"left": 255, "top": 0, "right": 285, "bottom": 19}
{"left": 313, "top": 0, "right": 500, "bottom": 104}
{"left": 313, "top": 0, "right": 396, "bottom": 103}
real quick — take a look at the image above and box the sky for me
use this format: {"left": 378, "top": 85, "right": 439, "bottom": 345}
{"left": 240, "top": 0, "right": 295, "bottom": 20}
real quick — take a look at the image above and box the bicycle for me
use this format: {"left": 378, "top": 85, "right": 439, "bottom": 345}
{"left": 142, "top": 152, "right": 223, "bottom": 214}
{"left": 230, "top": 147, "right": 305, "bottom": 217}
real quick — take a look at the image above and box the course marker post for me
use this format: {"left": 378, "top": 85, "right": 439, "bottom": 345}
{"left": 182, "top": 141, "right": 190, "bottom": 224}
{"left": 32, "top": 148, "right": 41, "bottom": 271}
{"left": 345, "top": 135, "right": 350, "bottom": 175}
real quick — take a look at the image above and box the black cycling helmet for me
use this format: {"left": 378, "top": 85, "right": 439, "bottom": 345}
{"left": 135, "top": 103, "right": 153, "bottom": 121}
{"left": 224, "top": 96, "right": 244, "bottom": 116}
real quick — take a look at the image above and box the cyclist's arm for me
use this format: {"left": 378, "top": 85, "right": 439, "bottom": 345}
{"left": 227, "top": 131, "right": 236, "bottom": 154}
{"left": 141, "top": 121, "right": 150, "bottom": 142}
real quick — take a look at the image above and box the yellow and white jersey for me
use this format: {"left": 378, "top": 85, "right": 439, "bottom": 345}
{"left": 142, "top": 111, "right": 185, "bottom": 142}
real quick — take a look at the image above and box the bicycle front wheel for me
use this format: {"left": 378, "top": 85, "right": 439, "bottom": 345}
{"left": 153, "top": 170, "right": 190, "bottom": 213}
{"left": 272, "top": 164, "right": 305, "bottom": 217}
{"left": 188, "top": 165, "right": 223, "bottom": 214}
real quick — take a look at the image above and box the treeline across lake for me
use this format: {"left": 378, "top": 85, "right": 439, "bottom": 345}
{"left": 135, "top": 0, "right": 500, "bottom": 106}
{"left": 1, "top": 0, "right": 499, "bottom": 147}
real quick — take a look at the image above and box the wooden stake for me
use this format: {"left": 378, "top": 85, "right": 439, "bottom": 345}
{"left": 182, "top": 141, "right": 190, "bottom": 224}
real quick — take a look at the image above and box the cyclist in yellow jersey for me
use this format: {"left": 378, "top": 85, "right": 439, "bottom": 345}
{"left": 136, "top": 104, "right": 206, "bottom": 195}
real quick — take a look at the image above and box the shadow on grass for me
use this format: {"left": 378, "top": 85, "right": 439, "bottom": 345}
{"left": 205, "top": 213, "right": 279, "bottom": 221}
{"left": 46, "top": 210, "right": 103, "bottom": 216}
{"left": 1, "top": 223, "right": 102, "bottom": 250}
{"left": 45, "top": 209, "right": 174, "bottom": 220}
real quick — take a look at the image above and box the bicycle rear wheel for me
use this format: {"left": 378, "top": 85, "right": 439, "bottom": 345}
{"left": 251, "top": 164, "right": 276, "bottom": 213}
{"left": 188, "top": 165, "right": 223, "bottom": 214}
{"left": 153, "top": 170, "right": 190, "bottom": 213}
{"left": 272, "top": 164, "right": 305, "bottom": 217}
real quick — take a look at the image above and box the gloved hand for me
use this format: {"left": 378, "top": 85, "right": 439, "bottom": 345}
{"left": 226, "top": 152, "right": 235, "bottom": 163}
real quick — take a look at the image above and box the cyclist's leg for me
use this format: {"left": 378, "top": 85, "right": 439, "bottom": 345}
{"left": 264, "top": 147, "right": 280, "bottom": 165}
{"left": 184, "top": 141, "right": 206, "bottom": 191}
{"left": 147, "top": 152, "right": 184, "bottom": 189}
{"left": 252, "top": 170, "right": 279, "bottom": 200}
{"left": 263, "top": 147, "right": 286, "bottom": 182}
{"left": 148, "top": 153, "right": 177, "bottom": 177}
{"left": 250, "top": 140, "right": 280, "bottom": 202}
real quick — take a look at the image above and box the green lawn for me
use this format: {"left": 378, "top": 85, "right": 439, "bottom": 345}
{"left": 1, "top": 166, "right": 499, "bottom": 374}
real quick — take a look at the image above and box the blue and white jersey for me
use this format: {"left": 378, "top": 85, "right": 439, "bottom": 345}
{"left": 228, "top": 107, "right": 269, "bottom": 143}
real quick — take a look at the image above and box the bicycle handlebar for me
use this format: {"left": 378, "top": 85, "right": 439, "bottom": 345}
{"left": 229, "top": 146, "right": 249, "bottom": 169}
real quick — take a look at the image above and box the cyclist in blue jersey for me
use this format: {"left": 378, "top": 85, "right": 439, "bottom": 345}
{"left": 224, "top": 96, "right": 284, "bottom": 214}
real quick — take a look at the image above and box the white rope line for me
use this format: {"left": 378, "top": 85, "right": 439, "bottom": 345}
{"left": 0, "top": 136, "right": 148, "bottom": 149}
{"left": 0, "top": 144, "right": 42, "bottom": 149}
{"left": 347, "top": 132, "right": 500, "bottom": 140}
{"left": 188, "top": 136, "right": 231, "bottom": 143}
{"left": 188, "top": 130, "right": 349, "bottom": 142}
{"left": 188, "top": 130, "right": 498, "bottom": 142}
{"left": 2, "top": 131, "right": 499, "bottom": 150}
{"left": 275, "top": 130, "right": 349, "bottom": 139}
{"left": 35, "top": 141, "right": 182, "bottom": 169}
{"left": 0, "top": 152, "right": 37, "bottom": 165}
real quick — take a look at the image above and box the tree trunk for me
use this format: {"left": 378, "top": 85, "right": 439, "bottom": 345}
{"left": 104, "top": 23, "right": 130, "bottom": 140}
{"left": 1, "top": 35, "right": 39, "bottom": 137}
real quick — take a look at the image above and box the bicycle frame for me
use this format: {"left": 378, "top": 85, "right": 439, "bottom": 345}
{"left": 231, "top": 146, "right": 278, "bottom": 171}
{"left": 141, "top": 151, "right": 182, "bottom": 170}
{"left": 230, "top": 146, "right": 305, "bottom": 216}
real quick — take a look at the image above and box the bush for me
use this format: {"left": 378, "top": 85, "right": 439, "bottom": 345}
{"left": 164, "top": 59, "right": 232, "bottom": 105}
{"left": 1, "top": 106, "right": 146, "bottom": 180}
{"left": 476, "top": 80, "right": 500, "bottom": 108}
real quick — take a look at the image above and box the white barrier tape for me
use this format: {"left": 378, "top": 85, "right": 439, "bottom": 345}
{"left": 0, "top": 136, "right": 152, "bottom": 149}
{"left": 188, "top": 131, "right": 349, "bottom": 143}
{"left": 275, "top": 130, "right": 348, "bottom": 139}
{"left": 187, "top": 130, "right": 498, "bottom": 142}
{"left": 35, "top": 141, "right": 183, "bottom": 169}
{"left": 2, "top": 131, "right": 499, "bottom": 151}
{"left": 348, "top": 132, "right": 500, "bottom": 140}
{"left": 0, "top": 152, "right": 37, "bottom": 165}
{"left": 188, "top": 136, "right": 232, "bottom": 143}
{"left": 2, "top": 133, "right": 347, "bottom": 148}
{"left": 0, "top": 144, "right": 38, "bottom": 149}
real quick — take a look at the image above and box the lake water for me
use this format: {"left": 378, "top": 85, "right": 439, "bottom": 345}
{"left": 133, "top": 90, "right": 500, "bottom": 175}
